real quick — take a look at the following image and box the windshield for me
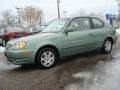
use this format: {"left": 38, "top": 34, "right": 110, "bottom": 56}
{"left": 42, "top": 18, "right": 70, "bottom": 33}
{"left": 0, "top": 29, "right": 5, "bottom": 34}
{"left": 0, "top": 30, "right": 2, "bottom": 34}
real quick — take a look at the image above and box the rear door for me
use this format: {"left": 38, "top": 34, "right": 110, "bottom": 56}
{"left": 91, "top": 17, "right": 107, "bottom": 48}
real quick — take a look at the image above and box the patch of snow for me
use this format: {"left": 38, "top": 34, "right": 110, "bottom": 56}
{"left": 73, "top": 71, "right": 92, "bottom": 79}
{"left": 116, "top": 29, "right": 120, "bottom": 35}
{"left": 0, "top": 61, "right": 18, "bottom": 70}
{"left": 0, "top": 46, "right": 5, "bottom": 52}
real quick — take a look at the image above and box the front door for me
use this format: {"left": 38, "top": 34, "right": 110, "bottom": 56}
{"left": 62, "top": 17, "right": 96, "bottom": 56}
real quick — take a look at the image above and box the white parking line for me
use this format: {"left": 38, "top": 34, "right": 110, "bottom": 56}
{"left": 116, "top": 29, "right": 120, "bottom": 35}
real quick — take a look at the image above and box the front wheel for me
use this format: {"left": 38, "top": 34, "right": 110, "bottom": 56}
{"left": 101, "top": 39, "right": 112, "bottom": 54}
{"left": 36, "top": 48, "right": 57, "bottom": 69}
{"left": 2, "top": 39, "right": 6, "bottom": 47}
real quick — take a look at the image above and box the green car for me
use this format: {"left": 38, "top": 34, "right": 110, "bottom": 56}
{"left": 5, "top": 17, "right": 117, "bottom": 69}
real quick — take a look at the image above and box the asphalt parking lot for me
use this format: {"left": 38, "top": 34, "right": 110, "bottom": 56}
{"left": 0, "top": 31, "right": 120, "bottom": 90}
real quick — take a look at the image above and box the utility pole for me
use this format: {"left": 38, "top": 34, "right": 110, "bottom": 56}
{"left": 16, "top": 7, "right": 22, "bottom": 27}
{"left": 57, "top": 0, "right": 61, "bottom": 19}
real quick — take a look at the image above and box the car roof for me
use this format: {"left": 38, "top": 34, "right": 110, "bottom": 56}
{"left": 71, "top": 16, "right": 101, "bottom": 19}
{"left": 60, "top": 16, "right": 103, "bottom": 21}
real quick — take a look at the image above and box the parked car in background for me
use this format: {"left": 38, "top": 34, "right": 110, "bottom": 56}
{"left": 1, "top": 27, "right": 29, "bottom": 46}
{"left": 0, "top": 28, "right": 4, "bottom": 45}
{"left": 5, "top": 17, "right": 117, "bottom": 69}
{"left": 28, "top": 26, "right": 46, "bottom": 35}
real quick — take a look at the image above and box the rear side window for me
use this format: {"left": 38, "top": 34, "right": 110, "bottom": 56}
{"left": 92, "top": 18, "right": 104, "bottom": 29}
{"left": 68, "top": 17, "right": 91, "bottom": 31}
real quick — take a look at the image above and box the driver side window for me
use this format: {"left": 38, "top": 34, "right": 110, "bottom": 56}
{"left": 67, "top": 17, "right": 91, "bottom": 32}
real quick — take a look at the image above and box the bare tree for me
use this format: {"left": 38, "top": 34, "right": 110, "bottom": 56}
{"left": 16, "top": 7, "right": 22, "bottom": 27}
{"left": 1, "top": 10, "right": 14, "bottom": 27}
{"left": 21, "top": 6, "right": 42, "bottom": 28}
{"left": 70, "top": 9, "right": 86, "bottom": 17}
{"left": 79, "top": 9, "right": 86, "bottom": 16}
{"left": 88, "top": 11, "right": 105, "bottom": 20}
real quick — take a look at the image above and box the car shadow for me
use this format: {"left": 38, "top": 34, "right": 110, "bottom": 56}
{"left": 56, "top": 51, "right": 111, "bottom": 66}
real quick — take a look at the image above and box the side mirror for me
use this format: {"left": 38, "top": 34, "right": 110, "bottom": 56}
{"left": 65, "top": 27, "right": 74, "bottom": 33}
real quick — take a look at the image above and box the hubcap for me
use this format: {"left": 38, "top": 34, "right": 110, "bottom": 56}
{"left": 41, "top": 51, "right": 55, "bottom": 67}
{"left": 105, "top": 41, "right": 112, "bottom": 52}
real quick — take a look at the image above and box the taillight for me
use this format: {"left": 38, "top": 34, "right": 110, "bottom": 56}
{"left": 4, "top": 33, "right": 10, "bottom": 37}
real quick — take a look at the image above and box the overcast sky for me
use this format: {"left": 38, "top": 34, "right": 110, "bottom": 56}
{"left": 0, "top": 0, "right": 118, "bottom": 22}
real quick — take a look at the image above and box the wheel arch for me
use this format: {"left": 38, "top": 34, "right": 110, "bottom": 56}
{"left": 105, "top": 37, "right": 113, "bottom": 44}
{"left": 35, "top": 44, "right": 60, "bottom": 63}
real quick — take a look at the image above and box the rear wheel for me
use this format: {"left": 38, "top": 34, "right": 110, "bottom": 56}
{"left": 36, "top": 48, "right": 57, "bottom": 69}
{"left": 101, "top": 39, "right": 112, "bottom": 54}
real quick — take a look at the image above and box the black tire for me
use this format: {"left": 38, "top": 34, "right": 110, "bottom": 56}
{"left": 36, "top": 48, "right": 57, "bottom": 69}
{"left": 2, "top": 39, "right": 6, "bottom": 47}
{"left": 101, "top": 39, "right": 112, "bottom": 54}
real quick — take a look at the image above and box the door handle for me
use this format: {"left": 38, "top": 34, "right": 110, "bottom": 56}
{"left": 89, "top": 34, "right": 93, "bottom": 36}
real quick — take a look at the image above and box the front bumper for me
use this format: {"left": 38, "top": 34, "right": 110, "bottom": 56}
{"left": 4, "top": 49, "right": 35, "bottom": 65}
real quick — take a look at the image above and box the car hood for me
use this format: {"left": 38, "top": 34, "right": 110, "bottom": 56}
{"left": 7, "top": 32, "right": 57, "bottom": 45}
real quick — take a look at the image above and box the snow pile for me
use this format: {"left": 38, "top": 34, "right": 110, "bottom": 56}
{"left": 0, "top": 47, "right": 4, "bottom": 53}
{"left": 116, "top": 29, "right": 120, "bottom": 35}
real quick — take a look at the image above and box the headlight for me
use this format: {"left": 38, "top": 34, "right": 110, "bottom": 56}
{"left": 13, "top": 41, "right": 26, "bottom": 49}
